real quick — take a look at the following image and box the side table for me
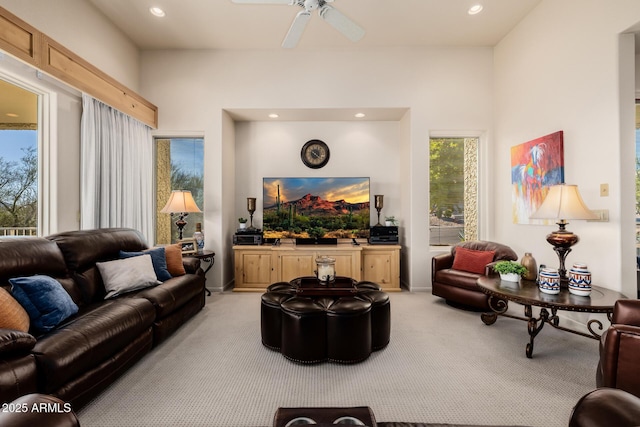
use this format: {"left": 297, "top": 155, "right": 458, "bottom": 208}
{"left": 187, "top": 250, "right": 215, "bottom": 296}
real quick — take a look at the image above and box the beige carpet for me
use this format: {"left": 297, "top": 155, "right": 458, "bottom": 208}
{"left": 78, "top": 292, "right": 600, "bottom": 427}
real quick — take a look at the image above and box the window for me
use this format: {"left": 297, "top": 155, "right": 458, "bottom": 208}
{"left": 429, "top": 137, "right": 478, "bottom": 246}
{"left": 155, "top": 137, "right": 204, "bottom": 244}
{"left": 0, "top": 79, "right": 39, "bottom": 236}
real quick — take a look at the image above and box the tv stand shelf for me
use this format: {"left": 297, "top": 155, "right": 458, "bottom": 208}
{"left": 233, "top": 243, "right": 401, "bottom": 292}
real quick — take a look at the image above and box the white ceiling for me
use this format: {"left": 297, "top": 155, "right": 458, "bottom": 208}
{"left": 86, "top": 0, "right": 542, "bottom": 50}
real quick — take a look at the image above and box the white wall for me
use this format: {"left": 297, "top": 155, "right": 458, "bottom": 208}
{"left": 493, "top": 0, "right": 640, "bottom": 298}
{"left": 0, "top": 0, "right": 141, "bottom": 91}
{"left": 140, "top": 47, "right": 494, "bottom": 291}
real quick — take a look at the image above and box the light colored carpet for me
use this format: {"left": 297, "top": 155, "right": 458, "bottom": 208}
{"left": 78, "top": 292, "right": 600, "bottom": 427}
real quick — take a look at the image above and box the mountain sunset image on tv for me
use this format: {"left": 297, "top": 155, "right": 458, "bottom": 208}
{"left": 263, "top": 177, "right": 370, "bottom": 239}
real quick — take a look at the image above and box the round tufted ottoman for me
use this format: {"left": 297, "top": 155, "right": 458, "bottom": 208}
{"left": 261, "top": 282, "right": 296, "bottom": 350}
{"left": 261, "top": 278, "right": 390, "bottom": 364}
{"left": 281, "top": 297, "right": 329, "bottom": 363}
{"left": 326, "top": 297, "right": 372, "bottom": 363}
{"left": 355, "top": 282, "right": 391, "bottom": 350}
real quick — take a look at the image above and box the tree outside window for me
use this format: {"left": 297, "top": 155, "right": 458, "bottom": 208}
{"left": 429, "top": 137, "right": 478, "bottom": 246}
{"left": 0, "top": 80, "right": 38, "bottom": 236}
{"left": 155, "top": 138, "right": 204, "bottom": 244}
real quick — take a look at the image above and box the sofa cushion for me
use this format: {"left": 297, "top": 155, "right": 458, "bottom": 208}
{"left": 9, "top": 275, "right": 79, "bottom": 334}
{"left": 0, "top": 287, "right": 30, "bottom": 332}
{"left": 97, "top": 255, "right": 161, "bottom": 299}
{"left": 434, "top": 269, "right": 483, "bottom": 291}
{"left": 164, "top": 243, "right": 186, "bottom": 276}
{"left": 133, "top": 273, "right": 205, "bottom": 318}
{"left": 451, "top": 247, "right": 495, "bottom": 274}
{"left": 47, "top": 228, "right": 149, "bottom": 305}
{"left": 120, "top": 247, "right": 172, "bottom": 282}
{"left": 32, "top": 297, "right": 155, "bottom": 393}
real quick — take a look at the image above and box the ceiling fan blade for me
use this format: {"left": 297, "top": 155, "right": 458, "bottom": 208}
{"left": 231, "top": 0, "right": 293, "bottom": 4}
{"left": 282, "top": 11, "right": 311, "bottom": 48}
{"left": 319, "top": 5, "right": 365, "bottom": 42}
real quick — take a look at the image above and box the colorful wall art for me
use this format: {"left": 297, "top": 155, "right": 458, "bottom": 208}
{"left": 511, "top": 131, "right": 564, "bottom": 224}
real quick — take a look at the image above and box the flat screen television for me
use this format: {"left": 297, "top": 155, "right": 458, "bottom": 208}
{"left": 263, "top": 177, "right": 370, "bottom": 239}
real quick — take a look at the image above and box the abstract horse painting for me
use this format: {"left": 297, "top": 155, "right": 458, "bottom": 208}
{"left": 511, "top": 131, "right": 564, "bottom": 224}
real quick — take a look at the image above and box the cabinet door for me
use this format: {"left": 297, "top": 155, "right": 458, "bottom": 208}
{"left": 236, "top": 252, "right": 273, "bottom": 289}
{"left": 278, "top": 253, "right": 315, "bottom": 282}
{"left": 362, "top": 247, "right": 400, "bottom": 290}
{"left": 363, "top": 252, "right": 393, "bottom": 285}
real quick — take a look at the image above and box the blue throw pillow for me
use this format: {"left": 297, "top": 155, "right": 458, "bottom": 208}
{"left": 119, "top": 247, "right": 172, "bottom": 282}
{"left": 9, "top": 275, "right": 79, "bottom": 335}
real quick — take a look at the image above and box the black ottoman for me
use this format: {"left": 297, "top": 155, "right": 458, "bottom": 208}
{"left": 326, "top": 297, "right": 372, "bottom": 363}
{"left": 281, "top": 297, "right": 328, "bottom": 363}
{"left": 356, "top": 285, "right": 391, "bottom": 350}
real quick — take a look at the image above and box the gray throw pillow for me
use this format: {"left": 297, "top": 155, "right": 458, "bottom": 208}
{"left": 97, "top": 254, "right": 161, "bottom": 299}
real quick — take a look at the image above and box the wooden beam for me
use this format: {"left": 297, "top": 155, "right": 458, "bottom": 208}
{"left": 0, "top": 6, "right": 158, "bottom": 128}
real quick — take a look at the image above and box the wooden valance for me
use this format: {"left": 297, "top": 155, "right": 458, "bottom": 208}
{"left": 0, "top": 6, "right": 158, "bottom": 128}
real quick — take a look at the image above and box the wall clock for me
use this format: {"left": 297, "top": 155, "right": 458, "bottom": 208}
{"left": 301, "top": 139, "right": 330, "bottom": 169}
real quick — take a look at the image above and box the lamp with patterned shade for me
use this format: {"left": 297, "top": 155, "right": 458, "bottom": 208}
{"left": 160, "top": 190, "right": 202, "bottom": 241}
{"left": 530, "top": 184, "right": 597, "bottom": 281}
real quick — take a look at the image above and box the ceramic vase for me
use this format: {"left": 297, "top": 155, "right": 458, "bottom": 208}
{"left": 538, "top": 268, "right": 560, "bottom": 295}
{"left": 569, "top": 263, "right": 592, "bottom": 297}
{"left": 193, "top": 222, "right": 204, "bottom": 251}
{"left": 521, "top": 252, "right": 537, "bottom": 281}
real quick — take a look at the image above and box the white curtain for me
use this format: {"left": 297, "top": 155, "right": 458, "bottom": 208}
{"left": 80, "top": 94, "right": 154, "bottom": 242}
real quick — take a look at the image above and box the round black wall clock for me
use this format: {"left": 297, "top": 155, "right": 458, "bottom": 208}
{"left": 301, "top": 139, "right": 330, "bottom": 169}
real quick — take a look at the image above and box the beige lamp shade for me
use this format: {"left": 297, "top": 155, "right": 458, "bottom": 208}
{"left": 530, "top": 184, "right": 597, "bottom": 221}
{"left": 160, "top": 190, "right": 202, "bottom": 214}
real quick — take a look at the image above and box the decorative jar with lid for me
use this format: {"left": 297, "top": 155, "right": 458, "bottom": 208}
{"left": 315, "top": 256, "right": 336, "bottom": 284}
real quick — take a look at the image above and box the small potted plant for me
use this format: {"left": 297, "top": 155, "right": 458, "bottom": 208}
{"left": 493, "top": 261, "right": 527, "bottom": 282}
{"left": 384, "top": 216, "right": 398, "bottom": 226}
{"left": 238, "top": 217, "right": 248, "bottom": 229}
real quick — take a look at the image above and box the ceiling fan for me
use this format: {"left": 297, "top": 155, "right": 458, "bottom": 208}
{"left": 231, "top": 0, "right": 365, "bottom": 48}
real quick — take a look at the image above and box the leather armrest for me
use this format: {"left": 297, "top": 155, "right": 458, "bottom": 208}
{"left": 0, "top": 393, "right": 79, "bottom": 427}
{"left": 182, "top": 257, "right": 201, "bottom": 274}
{"left": 611, "top": 299, "right": 640, "bottom": 326}
{"left": 485, "top": 261, "right": 500, "bottom": 276}
{"left": 569, "top": 388, "right": 640, "bottom": 427}
{"left": 431, "top": 253, "right": 453, "bottom": 282}
{"left": 0, "top": 329, "right": 36, "bottom": 356}
{"left": 598, "top": 324, "right": 640, "bottom": 396}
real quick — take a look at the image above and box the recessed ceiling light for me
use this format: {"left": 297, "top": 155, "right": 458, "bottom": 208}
{"left": 354, "top": 113, "right": 366, "bottom": 118}
{"left": 6, "top": 113, "right": 18, "bottom": 118}
{"left": 268, "top": 113, "right": 279, "bottom": 119}
{"left": 149, "top": 7, "right": 166, "bottom": 17}
{"left": 468, "top": 4, "right": 483, "bottom": 15}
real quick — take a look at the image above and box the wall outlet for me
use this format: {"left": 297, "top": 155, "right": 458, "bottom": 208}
{"left": 600, "top": 183, "right": 609, "bottom": 197}
{"left": 587, "top": 209, "right": 609, "bottom": 222}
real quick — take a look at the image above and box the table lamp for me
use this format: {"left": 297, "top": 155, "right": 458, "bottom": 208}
{"left": 160, "top": 190, "right": 202, "bottom": 240}
{"left": 247, "top": 197, "right": 257, "bottom": 230}
{"left": 530, "top": 184, "right": 597, "bottom": 281}
{"left": 374, "top": 195, "right": 384, "bottom": 226}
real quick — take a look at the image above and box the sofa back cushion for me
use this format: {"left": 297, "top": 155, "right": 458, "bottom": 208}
{"left": 0, "top": 237, "right": 83, "bottom": 306}
{"left": 47, "top": 228, "right": 148, "bottom": 304}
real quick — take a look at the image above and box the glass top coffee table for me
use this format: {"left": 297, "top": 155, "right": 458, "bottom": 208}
{"left": 476, "top": 276, "right": 626, "bottom": 358}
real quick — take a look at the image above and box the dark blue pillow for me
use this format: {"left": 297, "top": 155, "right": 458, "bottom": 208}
{"left": 9, "top": 275, "right": 79, "bottom": 335}
{"left": 119, "top": 247, "right": 172, "bottom": 282}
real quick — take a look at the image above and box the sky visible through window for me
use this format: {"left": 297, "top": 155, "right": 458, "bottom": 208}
{"left": 0, "top": 130, "right": 37, "bottom": 163}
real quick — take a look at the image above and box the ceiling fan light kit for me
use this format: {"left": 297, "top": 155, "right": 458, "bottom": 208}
{"left": 231, "top": 0, "right": 365, "bottom": 48}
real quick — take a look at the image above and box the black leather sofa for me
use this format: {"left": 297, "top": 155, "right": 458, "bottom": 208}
{"left": 0, "top": 228, "right": 206, "bottom": 409}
